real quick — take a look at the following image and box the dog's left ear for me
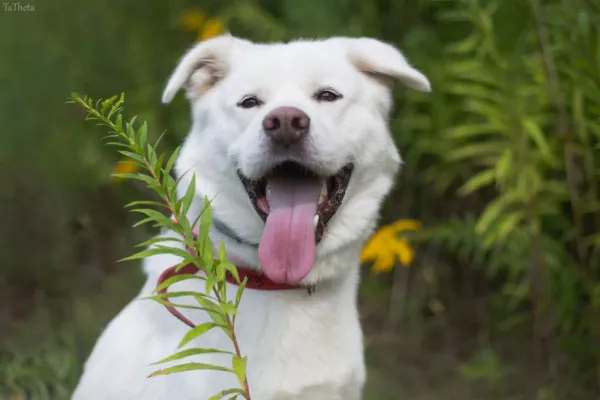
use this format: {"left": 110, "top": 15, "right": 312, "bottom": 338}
{"left": 162, "top": 35, "right": 251, "bottom": 104}
{"left": 346, "top": 38, "right": 431, "bottom": 92}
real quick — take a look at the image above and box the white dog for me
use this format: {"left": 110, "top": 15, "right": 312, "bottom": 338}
{"left": 72, "top": 34, "right": 430, "bottom": 400}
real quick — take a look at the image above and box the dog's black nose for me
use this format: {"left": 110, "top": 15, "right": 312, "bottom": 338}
{"left": 262, "top": 107, "right": 310, "bottom": 146}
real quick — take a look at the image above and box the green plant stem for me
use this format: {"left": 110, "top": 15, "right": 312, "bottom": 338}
{"left": 228, "top": 317, "right": 251, "bottom": 397}
{"left": 145, "top": 158, "right": 252, "bottom": 400}
{"left": 174, "top": 212, "right": 252, "bottom": 400}
{"left": 83, "top": 100, "right": 251, "bottom": 400}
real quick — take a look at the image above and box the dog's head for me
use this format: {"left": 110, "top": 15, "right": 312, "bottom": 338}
{"left": 162, "top": 35, "right": 430, "bottom": 285}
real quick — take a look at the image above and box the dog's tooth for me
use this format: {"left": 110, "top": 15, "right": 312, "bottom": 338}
{"left": 313, "top": 215, "right": 319, "bottom": 228}
{"left": 319, "top": 183, "right": 328, "bottom": 204}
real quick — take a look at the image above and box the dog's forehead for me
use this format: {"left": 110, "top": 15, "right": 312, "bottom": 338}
{"left": 228, "top": 40, "right": 356, "bottom": 89}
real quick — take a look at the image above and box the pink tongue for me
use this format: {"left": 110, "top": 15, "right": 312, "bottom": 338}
{"left": 258, "top": 177, "right": 321, "bottom": 283}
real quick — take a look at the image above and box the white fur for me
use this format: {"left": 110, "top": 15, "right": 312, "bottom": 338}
{"left": 73, "top": 35, "right": 429, "bottom": 400}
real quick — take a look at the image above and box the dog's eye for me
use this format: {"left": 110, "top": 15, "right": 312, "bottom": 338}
{"left": 314, "top": 89, "right": 342, "bottom": 103}
{"left": 237, "top": 95, "right": 262, "bottom": 109}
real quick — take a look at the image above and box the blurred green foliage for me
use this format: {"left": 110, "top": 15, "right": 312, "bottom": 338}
{"left": 1, "top": 0, "right": 599, "bottom": 398}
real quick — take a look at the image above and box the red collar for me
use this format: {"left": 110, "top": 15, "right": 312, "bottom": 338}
{"left": 156, "top": 261, "right": 301, "bottom": 328}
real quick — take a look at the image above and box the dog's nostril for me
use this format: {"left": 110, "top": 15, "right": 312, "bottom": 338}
{"left": 291, "top": 116, "right": 309, "bottom": 130}
{"left": 263, "top": 116, "right": 280, "bottom": 131}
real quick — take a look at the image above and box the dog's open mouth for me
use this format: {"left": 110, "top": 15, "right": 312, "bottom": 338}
{"left": 237, "top": 161, "right": 354, "bottom": 284}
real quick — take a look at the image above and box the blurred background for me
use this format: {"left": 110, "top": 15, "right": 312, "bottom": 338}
{"left": 1, "top": 0, "right": 600, "bottom": 398}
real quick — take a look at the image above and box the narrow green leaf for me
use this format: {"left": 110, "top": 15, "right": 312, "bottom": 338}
{"left": 200, "top": 197, "right": 213, "bottom": 240}
{"left": 156, "top": 290, "right": 207, "bottom": 299}
{"left": 494, "top": 150, "right": 512, "bottom": 181}
{"left": 125, "top": 200, "right": 168, "bottom": 209}
{"left": 131, "top": 209, "right": 173, "bottom": 225}
{"left": 194, "top": 298, "right": 228, "bottom": 329}
{"left": 181, "top": 175, "right": 197, "bottom": 215}
{"left": 155, "top": 129, "right": 168, "bottom": 148}
{"left": 119, "top": 247, "right": 169, "bottom": 261}
{"left": 143, "top": 296, "right": 215, "bottom": 312}
{"left": 154, "top": 274, "right": 206, "bottom": 293}
{"left": 127, "top": 116, "right": 138, "bottom": 137}
{"left": 218, "top": 280, "right": 227, "bottom": 301}
{"left": 135, "top": 236, "right": 182, "bottom": 248}
{"left": 150, "top": 245, "right": 196, "bottom": 261}
{"left": 202, "top": 239, "right": 215, "bottom": 270}
{"left": 175, "top": 258, "right": 202, "bottom": 272}
{"left": 232, "top": 356, "right": 247, "bottom": 386}
{"left": 117, "top": 150, "right": 145, "bottom": 163}
{"left": 112, "top": 173, "right": 155, "bottom": 185}
{"left": 132, "top": 216, "right": 156, "bottom": 228}
{"left": 164, "top": 146, "right": 181, "bottom": 178}
{"left": 208, "top": 388, "right": 246, "bottom": 400}
{"left": 522, "top": 118, "right": 556, "bottom": 165}
{"left": 148, "top": 362, "right": 233, "bottom": 377}
{"left": 154, "top": 153, "right": 165, "bottom": 178}
{"left": 164, "top": 174, "right": 178, "bottom": 203}
{"left": 446, "top": 142, "right": 504, "bottom": 161}
{"left": 476, "top": 193, "right": 519, "bottom": 235}
{"left": 485, "top": 211, "right": 524, "bottom": 246}
{"left": 446, "top": 33, "right": 479, "bottom": 53}
{"left": 138, "top": 121, "right": 148, "bottom": 149}
{"left": 175, "top": 168, "right": 192, "bottom": 188}
{"left": 194, "top": 295, "right": 225, "bottom": 315}
{"left": 120, "top": 245, "right": 194, "bottom": 262}
{"left": 443, "top": 124, "right": 504, "bottom": 139}
{"left": 216, "top": 261, "right": 226, "bottom": 282}
{"left": 115, "top": 114, "right": 123, "bottom": 132}
{"left": 178, "top": 323, "right": 219, "bottom": 348}
{"left": 235, "top": 277, "right": 248, "bottom": 307}
{"left": 191, "top": 212, "right": 203, "bottom": 237}
{"left": 152, "top": 348, "right": 235, "bottom": 365}
{"left": 222, "top": 261, "right": 240, "bottom": 284}
{"left": 104, "top": 141, "right": 130, "bottom": 148}
{"left": 220, "top": 301, "right": 237, "bottom": 315}
{"left": 218, "top": 240, "right": 227, "bottom": 263}
{"left": 147, "top": 144, "right": 157, "bottom": 167}
{"left": 205, "top": 275, "right": 218, "bottom": 296}
{"left": 458, "top": 169, "right": 496, "bottom": 196}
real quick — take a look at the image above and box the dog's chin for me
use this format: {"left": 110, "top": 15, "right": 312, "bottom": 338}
{"left": 236, "top": 160, "right": 354, "bottom": 284}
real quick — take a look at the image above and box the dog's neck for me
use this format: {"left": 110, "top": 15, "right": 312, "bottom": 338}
{"left": 212, "top": 216, "right": 259, "bottom": 248}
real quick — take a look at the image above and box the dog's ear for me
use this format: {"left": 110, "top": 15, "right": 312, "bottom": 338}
{"left": 162, "top": 35, "right": 250, "bottom": 104}
{"left": 345, "top": 38, "right": 431, "bottom": 92}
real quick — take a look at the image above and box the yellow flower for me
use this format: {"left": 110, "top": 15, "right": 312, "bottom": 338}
{"left": 198, "top": 18, "right": 226, "bottom": 41}
{"left": 360, "top": 219, "right": 421, "bottom": 272}
{"left": 112, "top": 159, "right": 139, "bottom": 181}
{"left": 180, "top": 9, "right": 206, "bottom": 32}
{"left": 180, "top": 8, "right": 226, "bottom": 41}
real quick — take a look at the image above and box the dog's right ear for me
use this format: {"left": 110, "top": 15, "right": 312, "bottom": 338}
{"left": 344, "top": 38, "right": 431, "bottom": 92}
{"left": 161, "top": 35, "right": 249, "bottom": 104}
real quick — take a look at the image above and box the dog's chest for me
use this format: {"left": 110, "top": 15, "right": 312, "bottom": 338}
{"left": 134, "top": 254, "right": 367, "bottom": 399}
{"left": 193, "top": 286, "right": 367, "bottom": 399}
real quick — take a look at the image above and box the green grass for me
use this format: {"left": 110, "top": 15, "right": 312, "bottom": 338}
{"left": 0, "top": 267, "right": 143, "bottom": 399}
